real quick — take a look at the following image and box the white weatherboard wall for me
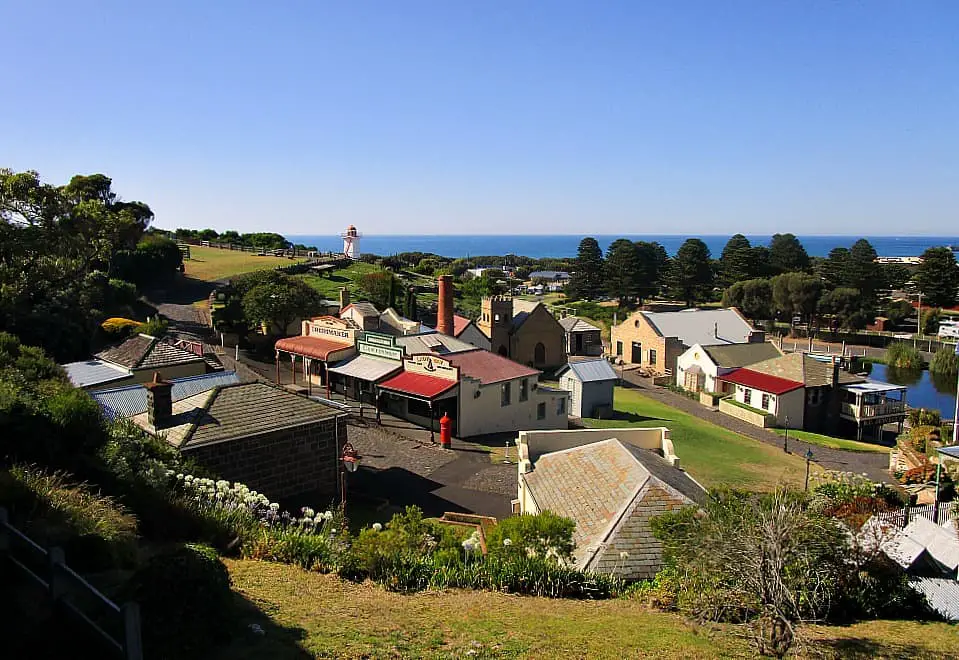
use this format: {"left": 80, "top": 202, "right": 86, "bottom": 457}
{"left": 457, "top": 376, "right": 567, "bottom": 437}
{"left": 560, "top": 372, "right": 614, "bottom": 418}
{"left": 675, "top": 344, "right": 738, "bottom": 393}
{"left": 730, "top": 383, "right": 804, "bottom": 429}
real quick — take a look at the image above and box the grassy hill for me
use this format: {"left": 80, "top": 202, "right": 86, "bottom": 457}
{"left": 184, "top": 245, "right": 307, "bottom": 281}
{"left": 585, "top": 388, "right": 813, "bottom": 490}
{"left": 222, "top": 559, "right": 957, "bottom": 659}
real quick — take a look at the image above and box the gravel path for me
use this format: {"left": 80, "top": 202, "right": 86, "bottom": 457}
{"left": 620, "top": 372, "right": 892, "bottom": 483}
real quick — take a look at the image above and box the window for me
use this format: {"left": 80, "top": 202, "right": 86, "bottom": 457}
{"left": 743, "top": 388, "right": 752, "bottom": 406}
{"left": 501, "top": 382, "right": 511, "bottom": 407}
{"left": 761, "top": 393, "right": 770, "bottom": 410}
{"left": 648, "top": 349, "right": 657, "bottom": 366}
{"left": 556, "top": 397, "right": 566, "bottom": 415}
{"left": 616, "top": 341, "right": 623, "bottom": 356}
{"left": 520, "top": 378, "right": 529, "bottom": 402}
{"left": 537, "top": 402, "right": 546, "bottom": 420}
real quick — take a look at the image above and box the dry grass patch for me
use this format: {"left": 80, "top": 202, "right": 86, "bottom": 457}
{"left": 184, "top": 246, "right": 305, "bottom": 282}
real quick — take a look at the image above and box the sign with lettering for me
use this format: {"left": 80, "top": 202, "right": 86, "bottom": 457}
{"left": 405, "top": 354, "right": 459, "bottom": 381}
{"left": 357, "top": 341, "right": 403, "bottom": 361}
{"left": 307, "top": 316, "right": 356, "bottom": 343}
{"left": 363, "top": 332, "right": 396, "bottom": 348}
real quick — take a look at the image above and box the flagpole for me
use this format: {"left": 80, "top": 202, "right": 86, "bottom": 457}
{"left": 953, "top": 341, "right": 959, "bottom": 446}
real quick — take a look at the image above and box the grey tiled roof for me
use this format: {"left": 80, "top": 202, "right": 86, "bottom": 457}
{"left": 701, "top": 342, "right": 782, "bottom": 368}
{"left": 131, "top": 382, "right": 344, "bottom": 448}
{"left": 92, "top": 371, "right": 241, "bottom": 420}
{"left": 642, "top": 308, "right": 758, "bottom": 347}
{"left": 523, "top": 438, "right": 704, "bottom": 567}
{"left": 96, "top": 334, "right": 204, "bottom": 370}
{"left": 748, "top": 352, "right": 865, "bottom": 387}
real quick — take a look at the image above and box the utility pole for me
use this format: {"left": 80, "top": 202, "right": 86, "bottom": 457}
{"left": 917, "top": 291, "right": 923, "bottom": 338}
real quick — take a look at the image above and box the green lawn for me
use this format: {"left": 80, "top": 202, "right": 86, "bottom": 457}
{"left": 296, "top": 261, "right": 384, "bottom": 299}
{"left": 583, "top": 388, "right": 812, "bottom": 490}
{"left": 772, "top": 429, "right": 892, "bottom": 454}
{"left": 184, "top": 245, "right": 306, "bottom": 281}
{"left": 221, "top": 559, "right": 959, "bottom": 659}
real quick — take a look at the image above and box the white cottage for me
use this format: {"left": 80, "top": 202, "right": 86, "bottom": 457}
{"left": 557, "top": 358, "right": 617, "bottom": 418}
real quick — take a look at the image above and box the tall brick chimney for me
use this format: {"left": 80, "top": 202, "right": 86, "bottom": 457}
{"left": 339, "top": 287, "right": 350, "bottom": 313}
{"left": 144, "top": 372, "right": 173, "bottom": 428}
{"left": 437, "top": 275, "right": 454, "bottom": 336}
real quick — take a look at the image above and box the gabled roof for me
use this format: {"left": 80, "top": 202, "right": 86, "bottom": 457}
{"left": 700, "top": 342, "right": 782, "bottom": 368}
{"left": 96, "top": 334, "right": 205, "bottom": 370}
{"left": 378, "top": 371, "right": 458, "bottom": 399}
{"left": 640, "top": 308, "right": 758, "bottom": 347}
{"left": 559, "top": 316, "right": 601, "bottom": 333}
{"left": 328, "top": 355, "right": 401, "bottom": 382}
{"left": 130, "top": 382, "right": 343, "bottom": 448}
{"left": 523, "top": 438, "right": 704, "bottom": 568}
{"left": 63, "top": 359, "right": 131, "bottom": 388}
{"left": 452, "top": 314, "right": 473, "bottom": 337}
{"left": 557, "top": 358, "right": 617, "bottom": 383}
{"left": 511, "top": 299, "right": 541, "bottom": 329}
{"left": 746, "top": 352, "right": 865, "bottom": 388}
{"left": 341, "top": 301, "right": 380, "bottom": 317}
{"left": 443, "top": 349, "right": 540, "bottom": 385}
{"left": 275, "top": 335, "right": 355, "bottom": 361}
{"left": 882, "top": 516, "right": 959, "bottom": 574}
{"left": 720, "top": 367, "right": 804, "bottom": 395}
{"left": 395, "top": 331, "right": 478, "bottom": 356}
{"left": 92, "top": 371, "right": 241, "bottom": 420}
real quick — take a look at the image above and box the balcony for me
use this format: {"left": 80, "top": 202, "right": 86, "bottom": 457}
{"left": 841, "top": 400, "right": 907, "bottom": 421}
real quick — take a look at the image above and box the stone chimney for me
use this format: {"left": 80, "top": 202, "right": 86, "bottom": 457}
{"left": 437, "top": 275, "right": 454, "bottom": 336}
{"left": 339, "top": 287, "right": 350, "bottom": 313}
{"left": 144, "top": 372, "right": 173, "bottom": 428}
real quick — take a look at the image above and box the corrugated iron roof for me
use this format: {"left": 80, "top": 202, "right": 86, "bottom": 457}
{"left": 93, "top": 371, "right": 241, "bottom": 420}
{"left": 720, "top": 368, "right": 804, "bottom": 395}
{"left": 378, "top": 371, "right": 458, "bottom": 399}
{"left": 444, "top": 349, "right": 540, "bottom": 385}
{"left": 328, "top": 355, "right": 401, "bottom": 382}
{"left": 63, "top": 359, "right": 131, "bottom": 388}
{"left": 275, "top": 335, "right": 355, "bottom": 360}
{"left": 395, "top": 332, "right": 477, "bottom": 355}
{"left": 909, "top": 577, "right": 959, "bottom": 621}
{"left": 642, "top": 308, "right": 758, "bottom": 347}
{"left": 557, "top": 358, "right": 617, "bottom": 383}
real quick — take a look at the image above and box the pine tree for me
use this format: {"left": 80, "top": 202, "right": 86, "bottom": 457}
{"left": 719, "top": 234, "right": 754, "bottom": 286}
{"left": 567, "top": 237, "right": 605, "bottom": 300}
{"left": 768, "top": 233, "right": 810, "bottom": 273}
{"left": 916, "top": 247, "right": 959, "bottom": 308}
{"left": 669, "top": 239, "right": 714, "bottom": 307}
{"left": 604, "top": 239, "right": 641, "bottom": 303}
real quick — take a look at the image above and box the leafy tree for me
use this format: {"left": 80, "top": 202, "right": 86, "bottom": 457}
{"left": 719, "top": 234, "right": 754, "bottom": 286}
{"left": 566, "top": 237, "right": 604, "bottom": 301}
{"left": 818, "top": 288, "right": 871, "bottom": 330}
{"left": 634, "top": 241, "right": 670, "bottom": 301}
{"left": 750, "top": 245, "right": 777, "bottom": 278}
{"left": 771, "top": 272, "right": 821, "bottom": 321}
{"left": 723, "top": 278, "right": 774, "bottom": 319}
{"left": 604, "top": 239, "right": 641, "bottom": 304}
{"left": 884, "top": 299, "right": 914, "bottom": 326}
{"left": 920, "top": 307, "right": 940, "bottom": 336}
{"left": 241, "top": 276, "right": 323, "bottom": 335}
{"left": 768, "top": 233, "right": 810, "bottom": 273}
{"left": 915, "top": 247, "right": 959, "bottom": 308}
{"left": 357, "top": 271, "right": 399, "bottom": 310}
{"left": 930, "top": 346, "right": 959, "bottom": 374}
{"left": 668, "top": 239, "right": 714, "bottom": 307}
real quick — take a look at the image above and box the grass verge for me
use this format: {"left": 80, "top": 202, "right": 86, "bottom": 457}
{"left": 221, "top": 559, "right": 959, "bottom": 660}
{"left": 583, "top": 387, "right": 812, "bottom": 490}
{"left": 184, "top": 245, "right": 306, "bottom": 281}
{"left": 772, "top": 429, "right": 892, "bottom": 454}
{"left": 295, "top": 262, "right": 383, "bottom": 299}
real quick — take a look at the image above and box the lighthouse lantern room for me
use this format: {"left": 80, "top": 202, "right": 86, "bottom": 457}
{"left": 341, "top": 225, "right": 361, "bottom": 260}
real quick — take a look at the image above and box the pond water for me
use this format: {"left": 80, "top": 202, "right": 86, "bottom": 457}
{"left": 869, "top": 363, "right": 957, "bottom": 418}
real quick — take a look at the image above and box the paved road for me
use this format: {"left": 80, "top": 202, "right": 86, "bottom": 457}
{"left": 620, "top": 371, "right": 893, "bottom": 483}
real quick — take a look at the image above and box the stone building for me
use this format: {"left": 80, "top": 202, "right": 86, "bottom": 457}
{"left": 515, "top": 427, "right": 705, "bottom": 580}
{"left": 476, "top": 296, "right": 567, "bottom": 371}
{"left": 128, "top": 377, "right": 349, "bottom": 499}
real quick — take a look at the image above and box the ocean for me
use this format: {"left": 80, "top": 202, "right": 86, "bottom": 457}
{"left": 287, "top": 234, "right": 959, "bottom": 260}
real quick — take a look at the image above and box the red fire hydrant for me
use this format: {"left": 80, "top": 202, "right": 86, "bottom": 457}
{"left": 439, "top": 413, "right": 452, "bottom": 449}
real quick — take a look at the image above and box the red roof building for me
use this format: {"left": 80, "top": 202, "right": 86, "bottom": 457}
{"left": 718, "top": 368, "right": 803, "bottom": 395}
{"left": 275, "top": 335, "right": 354, "bottom": 362}
{"left": 444, "top": 349, "right": 541, "bottom": 385}
{"left": 378, "top": 371, "right": 458, "bottom": 399}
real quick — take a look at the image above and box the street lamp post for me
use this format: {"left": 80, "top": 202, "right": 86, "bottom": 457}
{"left": 340, "top": 442, "right": 360, "bottom": 507}
{"left": 804, "top": 448, "right": 814, "bottom": 492}
{"left": 783, "top": 416, "right": 789, "bottom": 453}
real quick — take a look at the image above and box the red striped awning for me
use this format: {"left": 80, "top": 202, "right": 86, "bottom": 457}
{"left": 378, "top": 371, "right": 458, "bottom": 399}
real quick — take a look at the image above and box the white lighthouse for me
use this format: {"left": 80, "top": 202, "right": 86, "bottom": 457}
{"left": 340, "top": 224, "right": 361, "bottom": 259}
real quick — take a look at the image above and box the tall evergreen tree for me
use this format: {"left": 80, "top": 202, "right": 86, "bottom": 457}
{"left": 768, "top": 233, "right": 810, "bottom": 273}
{"left": 669, "top": 239, "right": 714, "bottom": 307}
{"left": 915, "top": 247, "right": 959, "bottom": 308}
{"left": 635, "top": 241, "right": 670, "bottom": 302}
{"left": 719, "top": 234, "right": 754, "bottom": 286}
{"left": 845, "top": 239, "right": 880, "bottom": 300}
{"left": 567, "top": 237, "right": 604, "bottom": 300}
{"left": 604, "top": 239, "right": 641, "bottom": 303}
{"left": 817, "top": 247, "right": 850, "bottom": 290}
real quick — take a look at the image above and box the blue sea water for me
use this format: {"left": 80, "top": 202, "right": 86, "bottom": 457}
{"left": 287, "top": 234, "right": 959, "bottom": 260}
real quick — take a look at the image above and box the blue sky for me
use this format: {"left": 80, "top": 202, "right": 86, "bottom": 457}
{"left": 3, "top": 1, "right": 957, "bottom": 235}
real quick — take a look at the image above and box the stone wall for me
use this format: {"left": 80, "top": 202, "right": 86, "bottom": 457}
{"left": 184, "top": 417, "right": 347, "bottom": 499}
{"left": 719, "top": 397, "right": 774, "bottom": 428}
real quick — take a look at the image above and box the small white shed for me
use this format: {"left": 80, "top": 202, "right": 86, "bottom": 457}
{"left": 557, "top": 358, "right": 617, "bottom": 418}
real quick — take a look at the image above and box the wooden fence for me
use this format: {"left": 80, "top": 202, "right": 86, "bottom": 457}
{"left": 0, "top": 508, "right": 142, "bottom": 659}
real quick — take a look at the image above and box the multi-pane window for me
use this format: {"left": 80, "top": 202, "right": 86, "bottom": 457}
{"left": 501, "top": 382, "right": 511, "bottom": 407}
{"left": 649, "top": 349, "right": 657, "bottom": 366}
{"left": 743, "top": 388, "right": 752, "bottom": 406}
{"left": 537, "top": 402, "right": 546, "bottom": 420}
{"left": 761, "top": 393, "right": 771, "bottom": 410}
{"left": 616, "top": 341, "right": 623, "bottom": 356}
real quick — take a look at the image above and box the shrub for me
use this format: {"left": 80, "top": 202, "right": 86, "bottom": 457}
{"left": 810, "top": 470, "right": 906, "bottom": 510}
{"left": 908, "top": 408, "right": 942, "bottom": 428}
{"left": 135, "top": 316, "right": 169, "bottom": 338}
{"left": 886, "top": 342, "right": 923, "bottom": 369}
{"left": 100, "top": 317, "right": 140, "bottom": 338}
{"left": 929, "top": 346, "right": 959, "bottom": 374}
{"left": 486, "top": 511, "right": 576, "bottom": 562}
{"left": 2, "top": 465, "right": 138, "bottom": 570}
{"left": 123, "top": 544, "right": 234, "bottom": 659}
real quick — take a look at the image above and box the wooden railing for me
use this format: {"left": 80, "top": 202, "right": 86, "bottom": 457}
{"left": 841, "top": 401, "right": 907, "bottom": 420}
{"left": 0, "top": 507, "right": 142, "bottom": 659}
